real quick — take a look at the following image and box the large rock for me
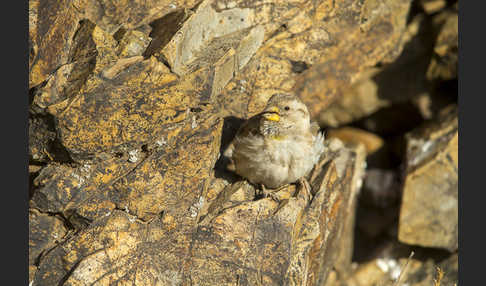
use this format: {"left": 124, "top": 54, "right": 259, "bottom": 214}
{"left": 398, "top": 105, "right": 458, "bottom": 251}
{"left": 210, "top": 0, "right": 414, "bottom": 119}
{"left": 318, "top": 6, "right": 458, "bottom": 129}
{"left": 29, "top": 209, "right": 69, "bottom": 284}
{"left": 29, "top": 0, "right": 82, "bottom": 87}
{"left": 317, "top": 14, "right": 433, "bottom": 128}
{"left": 32, "top": 139, "right": 366, "bottom": 285}
{"left": 30, "top": 111, "right": 222, "bottom": 227}
{"left": 426, "top": 9, "right": 458, "bottom": 81}
{"left": 330, "top": 253, "right": 458, "bottom": 286}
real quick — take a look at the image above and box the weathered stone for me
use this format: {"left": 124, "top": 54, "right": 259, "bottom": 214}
{"left": 161, "top": 0, "right": 262, "bottom": 75}
{"left": 30, "top": 157, "right": 132, "bottom": 227}
{"left": 46, "top": 57, "right": 199, "bottom": 158}
{"left": 420, "top": 0, "right": 447, "bottom": 14}
{"left": 427, "top": 10, "right": 458, "bottom": 81}
{"left": 216, "top": 0, "right": 413, "bottom": 119}
{"left": 33, "top": 139, "right": 366, "bottom": 285}
{"left": 29, "top": 0, "right": 82, "bottom": 88}
{"left": 317, "top": 71, "right": 384, "bottom": 128}
{"left": 335, "top": 253, "right": 458, "bottom": 286}
{"left": 317, "top": 14, "right": 434, "bottom": 127}
{"left": 398, "top": 105, "right": 458, "bottom": 251}
{"left": 28, "top": 116, "right": 56, "bottom": 162}
{"left": 293, "top": 0, "right": 413, "bottom": 117}
{"left": 80, "top": 0, "right": 201, "bottom": 35}
{"left": 29, "top": 265, "right": 37, "bottom": 286}
{"left": 408, "top": 254, "right": 458, "bottom": 286}
{"left": 113, "top": 112, "right": 223, "bottom": 221}
{"left": 30, "top": 109, "right": 222, "bottom": 227}
{"left": 116, "top": 30, "right": 152, "bottom": 58}
{"left": 32, "top": 19, "right": 102, "bottom": 111}
{"left": 327, "top": 127, "right": 384, "bottom": 155}
{"left": 29, "top": 209, "right": 68, "bottom": 266}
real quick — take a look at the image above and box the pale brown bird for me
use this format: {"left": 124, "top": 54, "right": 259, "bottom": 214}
{"left": 224, "top": 93, "right": 325, "bottom": 196}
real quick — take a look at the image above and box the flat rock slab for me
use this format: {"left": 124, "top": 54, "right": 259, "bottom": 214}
{"left": 398, "top": 105, "right": 458, "bottom": 251}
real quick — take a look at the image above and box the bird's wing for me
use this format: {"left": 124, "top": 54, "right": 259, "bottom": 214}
{"left": 223, "top": 115, "right": 262, "bottom": 172}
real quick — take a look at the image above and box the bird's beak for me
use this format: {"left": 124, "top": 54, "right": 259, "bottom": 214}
{"left": 262, "top": 106, "right": 280, "bottom": 122}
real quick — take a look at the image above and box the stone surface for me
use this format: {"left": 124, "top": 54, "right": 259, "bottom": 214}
{"left": 420, "top": 0, "right": 447, "bottom": 14}
{"left": 30, "top": 111, "right": 222, "bottom": 227}
{"left": 426, "top": 10, "right": 458, "bottom": 81}
{"left": 215, "top": 0, "right": 413, "bottom": 119}
{"left": 28, "top": 115, "right": 56, "bottom": 162}
{"left": 398, "top": 105, "right": 458, "bottom": 251}
{"left": 317, "top": 14, "right": 433, "bottom": 128}
{"left": 29, "top": 209, "right": 68, "bottom": 267}
{"left": 29, "top": 0, "right": 82, "bottom": 88}
{"left": 80, "top": 0, "right": 201, "bottom": 35}
{"left": 318, "top": 8, "right": 458, "bottom": 129}
{"left": 327, "top": 127, "right": 384, "bottom": 155}
{"left": 331, "top": 253, "right": 458, "bottom": 286}
{"left": 32, "top": 139, "right": 366, "bottom": 285}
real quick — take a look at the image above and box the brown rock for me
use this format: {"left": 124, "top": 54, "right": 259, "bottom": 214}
{"left": 318, "top": 14, "right": 434, "bottom": 127}
{"left": 29, "top": 265, "right": 37, "bottom": 286}
{"left": 29, "top": 0, "right": 81, "bottom": 88}
{"left": 160, "top": 0, "right": 264, "bottom": 77}
{"left": 29, "top": 209, "right": 68, "bottom": 266}
{"left": 216, "top": 0, "right": 413, "bottom": 119}
{"left": 47, "top": 57, "right": 207, "bottom": 158}
{"left": 327, "top": 127, "right": 384, "bottom": 155}
{"left": 427, "top": 10, "right": 458, "bottom": 81}
{"left": 294, "top": 0, "right": 413, "bottom": 117}
{"left": 28, "top": 116, "right": 56, "bottom": 162}
{"left": 398, "top": 105, "right": 458, "bottom": 251}
{"left": 116, "top": 30, "right": 152, "bottom": 58}
{"left": 30, "top": 111, "right": 222, "bottom": 227}
{"left": 317, "top": 72, "right": 385, "bottom": 128}
{"left": 337, "top": 254, "right": 457, "bottom": 286}
{"left": 33, "top": 139, "right": 366, "bottom": 285}
{"left": 80, "top": 0, "right": 201, "bottom": 35}
{"left": 420, "top": 0, "right": 447, "bottom": 14}
{"left": 30, "top": 157, "right": 132, "bottom": 228}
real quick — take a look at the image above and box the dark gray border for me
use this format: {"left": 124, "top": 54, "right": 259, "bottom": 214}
{"left": 458, "top": 0, "right": 481, "bottom": 284}
{"left": 3, "top": 0, "right": 29, "bottom": 284}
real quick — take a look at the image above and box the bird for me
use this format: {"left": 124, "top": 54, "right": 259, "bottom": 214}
{"left": 224, "top": 93, "right": 325, "bottom": 198}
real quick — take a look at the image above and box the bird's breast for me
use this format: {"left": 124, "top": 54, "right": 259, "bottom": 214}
{"left": 265, "top": 135, "right": 313, "bottom": 165}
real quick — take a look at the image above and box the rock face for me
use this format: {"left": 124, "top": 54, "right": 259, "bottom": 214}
{"left": 330, "top": 253, "right": 458, "bottom": 286}
{"left": 398, "top": 105, "right": 458, "bottom": 251}
{"left": 317, "top": 7, "right": 458, "bottom": 128}
{"left": 32, "top": 139, "right": 366, "bottom": 285}
{"left": 29, "top": 0, "right": 458, "bottom": 285}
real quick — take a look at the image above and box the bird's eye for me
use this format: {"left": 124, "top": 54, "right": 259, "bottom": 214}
{"left": 284, "top": 106, "right": 290, "bottom": 111}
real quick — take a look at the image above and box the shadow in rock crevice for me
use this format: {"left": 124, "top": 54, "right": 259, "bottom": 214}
{"left": 214, "top": 116, "right": 245, "bottom": 183}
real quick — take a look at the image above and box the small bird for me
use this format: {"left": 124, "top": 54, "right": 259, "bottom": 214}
{"left": 225, "top": 93, "right": 325, "bottom": 197}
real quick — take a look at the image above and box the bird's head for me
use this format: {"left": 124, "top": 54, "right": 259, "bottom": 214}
{"left": 261, "top": 93, "right": 311, "bottom": 132}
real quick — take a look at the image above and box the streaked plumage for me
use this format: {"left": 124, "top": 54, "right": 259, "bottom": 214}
{"left": 225, "top": 93, "right": 325, "bottom": 189}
